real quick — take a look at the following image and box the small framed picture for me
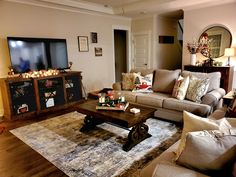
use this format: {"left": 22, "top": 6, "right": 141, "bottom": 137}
{"left": 95, "top": 47, "right": 102, "bottom": 56}
{"left": 78, "top": 36, "right": 89, "bottom": 52}
{"left": 91, "top": 32, "right": 98, "bottom": 43}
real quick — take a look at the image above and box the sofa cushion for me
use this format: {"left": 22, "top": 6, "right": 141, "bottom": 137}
{"left": 152, "top": 69, "right": 181, "bottom": 94}
{"left": 136, "top": 92, "right": 171, "bottom": 108}
{"left": 182, "top": 71, "right": 221, "bottom": 92}
{"left": 185, "top": 75, "right": 210, "bottom": 103}
{"left": 163, "top": 98, "right": 211, "bottom": 117}
{"left": 177, "top": 129, "right": 236, "bottom": 174}
{"left": 172, "top": 75, "right": 190, "bottom": 100}
{"left": 175, "top": 111, "right": 232, "bottom": 161}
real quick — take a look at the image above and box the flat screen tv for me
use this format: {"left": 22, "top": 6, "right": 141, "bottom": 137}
{"left": 7, "top": 37, "right": 69, "bottom": 73}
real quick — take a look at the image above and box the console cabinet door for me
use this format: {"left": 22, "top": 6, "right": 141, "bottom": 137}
{"left": 9, "top": 80, "right": 36, "bottom": 116}
{"left": 65, "top": 75, "right": 82, "bottom": 103}
{"left": 37, "top": 77, "right": 65, "bottom": 110}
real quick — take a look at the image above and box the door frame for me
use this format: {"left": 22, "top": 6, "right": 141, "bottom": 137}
{"left": 131, "top": 31, "right": 152, "bottom": 69}
{"left": 112, "top": 25, "right": 131, "bottom": 83}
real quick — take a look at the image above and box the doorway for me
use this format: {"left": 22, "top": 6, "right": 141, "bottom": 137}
{"left": 114, "top": 30, "right": 127, "bottom": 82}
{"left": 132, "top": 32, "right": 151, "bottom": 70}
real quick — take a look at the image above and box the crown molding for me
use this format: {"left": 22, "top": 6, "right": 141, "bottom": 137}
{"left": 39, "top": 0, "right": 114, "bottom": 14}
{"left": 4, "top": 0, "right": 131, "bottom": 21}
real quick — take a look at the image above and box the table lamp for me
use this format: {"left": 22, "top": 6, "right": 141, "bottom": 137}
{"left": 224, "top": 48, "right": 235, "bottom": 66}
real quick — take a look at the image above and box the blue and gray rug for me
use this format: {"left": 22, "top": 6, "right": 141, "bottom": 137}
{"left": 10, "top": 111, "right": 181, "bottom": 177}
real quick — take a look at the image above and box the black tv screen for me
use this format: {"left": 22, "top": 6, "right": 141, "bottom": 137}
{"left": 7, "top": 37, "right": 69, "bottom": 73}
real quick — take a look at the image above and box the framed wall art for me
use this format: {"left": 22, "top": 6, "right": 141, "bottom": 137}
{"left": 91, "top": 32, "right": 98, "bottom": 43}
{"left": 78, "top": 36, "right": 89, "bottom": 52}
{"left": 95, "top": 47, "right": 102, "bottom": 56}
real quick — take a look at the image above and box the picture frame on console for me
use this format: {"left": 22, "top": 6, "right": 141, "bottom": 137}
{"left": 78, "top": 36, "right": 89, "bottom": 52}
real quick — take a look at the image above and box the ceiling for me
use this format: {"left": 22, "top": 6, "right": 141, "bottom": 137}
{"left": 6, "top": 0, "right": 236, "bottom": 18}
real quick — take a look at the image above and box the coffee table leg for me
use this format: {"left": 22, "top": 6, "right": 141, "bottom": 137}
{"left": 123, "top": 123, "right": 151, "bottom": 152}
{"left": 80, "top": 115, "right": 103, "bottom": 132}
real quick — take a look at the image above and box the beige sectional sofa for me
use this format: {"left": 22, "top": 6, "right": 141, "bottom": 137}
{"left": 139, "top": 108, "right": 236, "bottom": 177}
{"left": 113, "top": 68, "right": 225, "bottom": 122}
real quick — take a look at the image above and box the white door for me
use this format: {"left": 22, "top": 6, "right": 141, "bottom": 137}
{"left": 132, "top": 32, "right": 151, "bottom": 69}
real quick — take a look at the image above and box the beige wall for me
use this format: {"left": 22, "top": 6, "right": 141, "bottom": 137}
{"left": 132, "top": 17, "right": 153, "bottom": 33}
{"left": 183, "top": 2, "right": 236, "bottom": 88}
{"left": 131, "top": 16, "right": 154, "bottom": 67}
{"left": 156, "top": 16, "right": 182, "bottom": 69}
{"left": 131, "top": 15, "right": 182, "bottom": 70}
{"left": 0, "top": 1, "right": 131, "bottom": 116}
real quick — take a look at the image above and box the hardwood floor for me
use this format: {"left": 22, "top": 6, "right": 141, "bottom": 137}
{"left": 0, "top": 108, "right": 77, "bottom": 177}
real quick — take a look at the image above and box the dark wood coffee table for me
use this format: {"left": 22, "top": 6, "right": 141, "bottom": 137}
{"left": 76, "top": 100, "right": 156, "bottom": 151}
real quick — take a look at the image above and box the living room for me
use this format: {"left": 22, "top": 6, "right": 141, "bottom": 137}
{"left": 0, "top": 0, "right": 236, "bottom": 176}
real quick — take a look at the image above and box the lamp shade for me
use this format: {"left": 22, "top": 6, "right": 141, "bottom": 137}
{"left": 224, "top": 48, "right": 235, "bottom": 57}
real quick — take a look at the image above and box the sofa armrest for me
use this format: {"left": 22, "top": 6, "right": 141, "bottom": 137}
{"left": 112, "top": 82, "right": 122, "bottom": 90}
{"left": 208, "top": 107, "right": 227, "bottom": 119}
{"left": 201, "top": 88, "right": 226, "bottom": 107}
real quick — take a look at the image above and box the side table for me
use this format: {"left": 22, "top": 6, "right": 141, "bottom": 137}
{"left": 223, "top": 90, "right": 236, "bottom": 118}
{"left": 223, "top": 90, "right": 235, "bottom": 107}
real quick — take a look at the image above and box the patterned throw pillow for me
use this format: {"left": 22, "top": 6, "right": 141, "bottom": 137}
{"left": 122, "top": 72, "right": 141, "bottom": 90}
{"left": 185, "top": 75, "right": 210, "bottom": 103}
{"left": 172, "top": 76, "right": 190, "bottom": 100}
{"left": 122, "top": 73, "right": 135, "bottom": 90}
{"left": 132, "top": 73, "right": 153, "bottom": 93}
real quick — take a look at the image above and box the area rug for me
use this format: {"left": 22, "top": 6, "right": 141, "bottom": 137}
{"left": 10, "top": 111, "right": 181, "bottom": 177}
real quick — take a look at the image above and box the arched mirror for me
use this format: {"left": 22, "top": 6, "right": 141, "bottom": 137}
{"left": 198, "top": 26, "right": 232, "bottom": 58}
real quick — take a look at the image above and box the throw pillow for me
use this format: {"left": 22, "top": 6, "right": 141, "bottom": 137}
{"left": 152, "top": 69, "right": 181, "bottom": 94}
{"left": 185, "top": 75, "right": 210, "bottom": 103}
{"left": 177, "top": 129, "right": 236, "bottom": 173}
{"left": 172, "top": 75, "right": 190, "bottom": 100}
{"left": 134, "top": 73, "right": 153, "bottom": 86}
{"left": 133, "top": 73, "right": 153, "bottom": 93}
{"left": 175, "top": 111, "right": 232, "bottom": 161}
{"left": 122, "top": 72, "right": 140, "bottom": 90}
{"left": 182, "top": 71, "right": 221, "bottom": 92}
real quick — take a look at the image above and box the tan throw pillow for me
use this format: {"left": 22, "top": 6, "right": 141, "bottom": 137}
{"left": 177, "top": 129, "right": 236, "bottom": 173}
{"left": 152, "top": 69, "right": 181, "bottom": 93}
{"left": 172, "top": 76, "right": 190, "bottom": 100}
{"left": 175, "top": 111, "right": 232, "bottom": 161}
{"left": 185, "top": 75, "right": 210, "bottom": 103}
{"left": 122, "top": 73, "right": 135, "bottom": 90}
{"left": 122, "top": 72, "right": 141, "bottom": 90}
